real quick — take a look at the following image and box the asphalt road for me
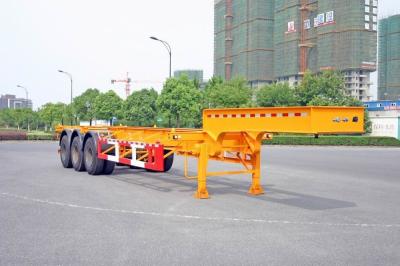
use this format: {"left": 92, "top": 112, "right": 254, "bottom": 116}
{"left": 0, "top": 142, "right": 399, "bottom": 265}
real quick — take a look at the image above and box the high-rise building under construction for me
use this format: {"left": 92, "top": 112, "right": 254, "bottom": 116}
{"left": 214, "top": 0, "right": 378, "bottom": 101}
{"left": 378, "top": 14, "right": 400, "bottom": 100}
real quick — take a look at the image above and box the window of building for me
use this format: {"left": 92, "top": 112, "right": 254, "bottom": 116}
{"left": 365, "top": 15, "right": 370, "bottom": 21}
{"left": 373, "top": 8, "right": 377, "bottom": 14}
{"left": 365, "top": 6, "right": 370, "bottom": 13}
{"left": 326, "top": 11, "right": 334, "bottom": 23}
{"left": 365, "top": 23, "right": 370, "bottom": 30}
{"left": 365, "top": 0, "right": 369, "bottom": 5}
{"left": 373, "top": 24, "right": 377, "bottom": 31}
{"left": 391, "top": 103, "right": 397, "bottom": 107}
{"left": 373, "top": 16, "right": 377, "bottom": 22}
{"left": 373, "top": 0, "right": 378, "bottom": 6}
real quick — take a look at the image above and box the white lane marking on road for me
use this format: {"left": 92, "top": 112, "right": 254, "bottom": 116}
{"left": 1, "top": 192, "right": 400, "bottom": 229}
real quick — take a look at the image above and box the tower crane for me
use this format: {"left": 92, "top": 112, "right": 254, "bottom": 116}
{"left": 111, "top": 72, "right": 131, "bottom": 98}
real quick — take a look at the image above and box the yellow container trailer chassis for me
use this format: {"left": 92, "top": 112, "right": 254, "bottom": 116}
{"left": 56, "top": 106, "right": 364, "bottom": 199}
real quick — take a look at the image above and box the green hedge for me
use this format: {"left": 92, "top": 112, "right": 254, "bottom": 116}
{"left": 0, "top": 130, "right": 27, "bottom": 140}
{"left": 263, "top": 135, "right": 400, "bottom": 147}
{"left": 27, "top": 132, "right": 55, "bottom": 141}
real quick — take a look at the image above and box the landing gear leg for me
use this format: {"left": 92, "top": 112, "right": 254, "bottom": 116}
{"left": 194, "top": 143, "right": 209, "bottom": 199}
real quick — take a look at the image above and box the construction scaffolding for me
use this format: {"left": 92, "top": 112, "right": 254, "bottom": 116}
{"left": 274, "top": 0, "right": 377, "bottom": 78}
{"left": 214, "top": 0, "right": 378, "bottom": 100}
{"left": 378, "top": 14, "right": 400, "bottom": 100}
{"left": 214, "top": 0, "right": 275, "bottom": 86}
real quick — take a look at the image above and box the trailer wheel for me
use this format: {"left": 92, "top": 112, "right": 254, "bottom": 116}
{"left": 164, "top": 151, "right": 174, "bottom": 172}
{"left": 71, "top": 136, "right": 86, "bottom": 172}
{"left": 102, "top": 161, "right": 115, "bottom": 175}
{"left": 84, "top": 137, "right": 104, "bottom": 175}
{"left": 60, "top": 135, "right": 72, "bottom": 168}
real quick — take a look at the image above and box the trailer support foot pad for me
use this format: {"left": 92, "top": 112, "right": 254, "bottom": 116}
{"left": 248, "top": 185, "right": 264, "bottom": 196}
{"left": 194, "top": 190, "right": 209, "bottom": 199}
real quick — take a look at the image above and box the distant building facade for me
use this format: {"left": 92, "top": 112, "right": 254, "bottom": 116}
{"left": 0, "top": 94, "right": 33, "bottom": 109}
{"left": 378, "top": 14, "right": 400, "bottom": 100}
{"left": 364, "top": 100, "right": 400, "bottom": 111}
{"left": 214, "top": 0, "right": 378, "bottom": 101}
{"left": 174, "top": 70, "right": 204, "bottom": 82}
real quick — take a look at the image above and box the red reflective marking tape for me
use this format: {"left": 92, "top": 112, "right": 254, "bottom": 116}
{"left": 271, "top": 113, "right": 277, "bottom": 117}
{"left": 260, "top": 114, "right": 266, "bottom": 117}
{"left": 215, "top": 114, "right": 220, "bottom": 118}
{"left": 207, "top": 115, "right": 211, "bottom": 118}
{"left": 119, "top": 158, "right": 131, "bottom": 165}
{"left": 223, "top": 114, "right": 228, "bottom": 118}
{"left": 241, "top": 114, "right": 246, "bottom": 118}
{"left": 295, "top": 113, "right": 301, "bottom": 117}
{"left": 283, "top": 113, "right": 289, "bottom": 117}
{"left": 144, "top": 144, "right": 164, "bottom": 172}
{"left": 97, "top": 138, "right": 107, "bottom": 158}
{"left": 232, "top": 114, "right": 237, "bottom": 118}
{"left": 98, "top": 154, "right": 108, "bottom": 160}
{"left": 250, "top": 114, "right": 256, "bottom": 118}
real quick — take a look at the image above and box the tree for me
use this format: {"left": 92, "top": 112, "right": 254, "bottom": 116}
{"left": 13, "top": 109, "right": 26, "bottom": 130}
{"left": 20, "top": 108, "right": 35, "bottom": 131}
{"left": 93, "top": 90, "right": 123, "bottom": 122}
{"left": 38, "top": 103, "right": 66, "bottom": 131}
{"left": 256, "top": 83, "right": 298, "bottom": 107}
{"left": 0, "top": 108, "right": 37, "bottom": 130}
{"left": 123, "top": 88, "right": 158, "bottom": 126}
{"left": 73, "top": 88, "right": 100, "bottom": 125}
{"left": 0, "top": 109, "right": 16, "bottom": 128}
{"left": 203, "top": 76, "right": 224, "bottom": 108}
{"left": 205, "top": 77, "right": 252, "bottom": 108}
{"left": 295, "top": 71, "right": 356, "bottom": 106}
{"left": 157, "top": 76, "right": 202, "bottom": 128}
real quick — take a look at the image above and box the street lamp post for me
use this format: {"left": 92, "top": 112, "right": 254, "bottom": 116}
{"left": 58, "top": 70, "right": 73, "bottom": 125}
{"left": 150, "top": 36, "right": 172, "bottom": 78}
{"left": 16, "top": 85, "right": 31, "bottom": 130}
{"left": 17, "top": 85, "right": 29, "bottom": 100}
{"left": 58, "top": 70, "right": 73, "bottom": 105}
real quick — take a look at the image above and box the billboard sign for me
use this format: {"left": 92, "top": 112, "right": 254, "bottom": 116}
{"left": 304, "top": 19, "right": 311, "bottom": 30}
{"left": 370, "top": 117, "right": 400, "bottom": 139}
{"left": 287, "top": 21, "right": 296, "bottom": 33}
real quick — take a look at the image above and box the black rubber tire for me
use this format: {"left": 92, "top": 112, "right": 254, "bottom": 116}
{"left": 71, "top": 136, "right": 86, "bottom": 172}
{"left": 84, "top": 137, "right": 104, "bottom": 175}
{"left": 102, "top": 160, "right": 115, "bottom": 175}
{"left": 60, "top": 135, "right": 72, "bottom": 168}
{"left": 164, "top": 151, "right": 174, "bottom": 172}
{"left": 145, "top": 150, "right": 174, "bottom": 172}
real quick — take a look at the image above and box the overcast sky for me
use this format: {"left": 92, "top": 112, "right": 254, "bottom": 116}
{"left": 1, "top": 0, "right": 399, "bottom": 108}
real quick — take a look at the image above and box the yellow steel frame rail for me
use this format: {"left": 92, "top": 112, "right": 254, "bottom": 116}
{"left": 56, "top": 106, "right": 364, "bottom": 199}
